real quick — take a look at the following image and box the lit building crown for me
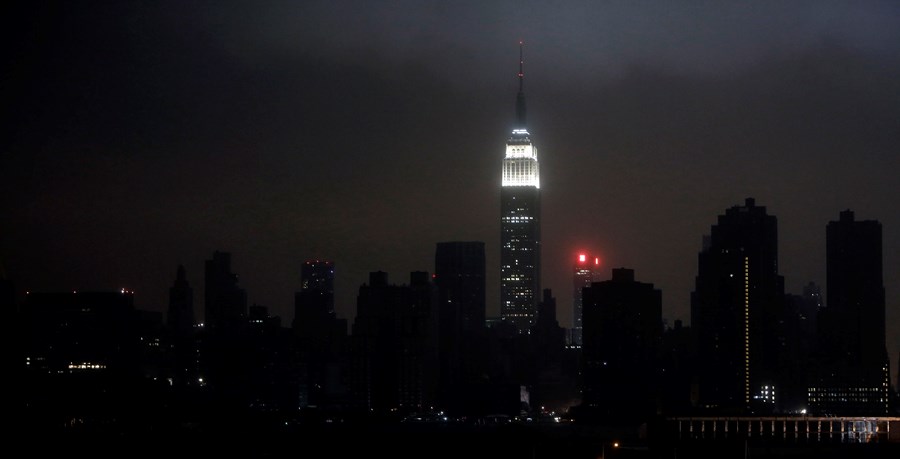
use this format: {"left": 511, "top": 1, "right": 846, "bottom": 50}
{"left": 502, "top": 41, "right": 539, "bottom": 189}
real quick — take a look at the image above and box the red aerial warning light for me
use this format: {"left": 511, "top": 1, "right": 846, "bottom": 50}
{"left": 595, "top": 257, "right": 600, "bottom": 266}
{"left": 578, "top": 254, "right": 586, "bottom": 263}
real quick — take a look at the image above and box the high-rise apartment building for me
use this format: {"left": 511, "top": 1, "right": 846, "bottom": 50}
{"left": 691, "top": 198, "right": 785, "bottom": 413}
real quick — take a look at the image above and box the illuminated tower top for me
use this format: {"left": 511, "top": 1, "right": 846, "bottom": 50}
{"left": 502, "top": 41, "right": 539, "bottom": 189}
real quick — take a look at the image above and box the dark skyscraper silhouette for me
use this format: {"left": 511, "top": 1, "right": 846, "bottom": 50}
{"left": 167, "top": 265, "right": 196, "bottom": 387}
{"left": 812, "top": 210, "right": 889, "bottom": 415}
{"left": 168, "top": 265, "right": 195, "bottom": 338}
{"left": 500, "top": 42, "right": 541, "bottom": 333}
{"left": 300, "top": 260, "right": 335, "bottom": 310}
{"left": 25, "top": 291, "right": 138, "bottom": 376}
{"left": 352, "top": 271, "right": 438, "bottom": 414}
{"left": 23, "top": 291, "right": 141, "bottom": 426}
{"left": 435, "top": 242, "right": 486, "bottom": 332}
{"left": 691, "top": 198, "right": 785, "bottom": 414}
{"left": 204, "top": 251, "right": 247, "bottom": 333}
{"left": 434, "top": 242, "right": 486, "bottom": 409}
{"left": 572, "top": 253, "right": 600, "bottom": 346}
{"left": 201, "top": 251, "right": 250, "bottom": 403}
{"left": 581, "top": 268, "right": 662, "bottom": 420}
{"left": 777, "top": 281, "right": 822, "bottom": 411}
{"left": 294, "top": 260, "right": 337, "bottom": 338}
{"left": 293, "top": 260, "right": 347, "bottom": 409}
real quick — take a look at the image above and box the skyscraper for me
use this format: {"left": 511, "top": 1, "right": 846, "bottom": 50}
{"left": 435, "top": 242, "right": 486, "bottom": 333}
{"left": 294, "top": 260, "right": 336, "bottom": 332}
{"left": 572, "top": 253, "right": 600, "bottom": 345}
{"left": 352, "top": 271, "right": 438, "bottom": 413}
{"left": 811, "top": 210, "right": 889, "bottom": 415}
{"left": 500, "top": 42, "right": 541, "bottom": 333}
{"left": 23, "top": 291, "right": 140, "bottom": 423}
{"left": 203, "top": 251, "right": 247, "bottom": 333}
{"left": 168, "top": 265, "right": 194, "bottom": 337}
{"left": 582, "top": 268, "right": 662, "bottom": 420}
{"left": 691, "top": 198, "right": 785, "bottom": 413}
{"left": 201, "top": 251, "right": 249, "bottom": 399}
{"left": 293, "top": 259, "right": 345, "bottom": 409}
{"left": 300, "top": 260, "right": 335, "bottom": 310}
{"left": 167, "top": 265, "right": 196, "bottom": 387}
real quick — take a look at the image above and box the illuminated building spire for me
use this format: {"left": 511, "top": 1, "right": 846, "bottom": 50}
{"left": 516, "top": 40, "right": 527, "bottom": 129}
{"left": 500, "top": 41, "right": 540, "bottom": 333}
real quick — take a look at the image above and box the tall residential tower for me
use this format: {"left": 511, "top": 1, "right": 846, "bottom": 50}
{"left": 691, "top": 198, "right": 785, "bottom": 413}
{"left": 500, "top": 42, "right": 541, "bottom": 333}
{"left": 811, "top": 210, "right": 889, "bottom": 415}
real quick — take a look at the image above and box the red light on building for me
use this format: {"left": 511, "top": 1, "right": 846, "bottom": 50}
{"left": 595, "top": 257, "right": 600, "bottom": 266}
{"left": 579, "top": 254, "right": 586, "bottom": 263}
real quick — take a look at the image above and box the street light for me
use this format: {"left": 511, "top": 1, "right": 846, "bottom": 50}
{"left": 600, "top": 441, "right": 619, "bottom": 459}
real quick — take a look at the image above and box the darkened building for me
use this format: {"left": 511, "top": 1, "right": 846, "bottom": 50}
{"left": 24, "top": 291, "right": 138, "bottom": 376}
{"left": 300, "top": 260, "right": 335, "bottom": 310}
{"left": 500, "top": 43, "right": 541, "bottom": 333}
{"left": 777, "top": 282, "right": 821, "bottom": 413}
{"left": 352, "top": 271, "right": 438, "bottom": 415}
{"left": 201, "top": 251, "right": 250, "bottom": 405}
{"left": 204, "top": 251, "right": 247, "bottom": 333}
{"left": 659, "top": 319, "right": 695, "bottom": 415}
{"left": 294, "top": 260, "right": 337, "bottom": 339}
{"left": 23, "top": 291, "right": 140, "bottom": 426}
{"left": 167, "top": 265, "right": 197, "bottom": 387}
{"left": 691, "top": 198, "right": 786, "bottom": 414}
{"left": 434, "top": 241, "right": 487, "bottom": 410}
{"left": 529, "top": 288, "right": 573, "bottom": 413}
{"left": 572, "top": 253, "right": 600, "bottom": 346}
{"left": 811, "top": 210, "right": 889, "bottom": 415}
{"left": 581, "top": 268, "right": 662, "bottom": 421}
{"left": 293, "top": 260, "right": 348, "bottom": 410}
{"left": 244, "top": 304, "right": 297, "bottom": 412}
{"left": 435, "top": 242, "right": 486, "bottom": 333}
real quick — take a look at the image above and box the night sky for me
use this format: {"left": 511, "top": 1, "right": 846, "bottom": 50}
{"left": 4, "top": 1, "right": 900, "bottom": 380}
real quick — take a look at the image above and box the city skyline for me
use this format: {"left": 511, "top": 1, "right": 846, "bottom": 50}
{"left": 4, "top": 2, "right": 899, "bottom": 379}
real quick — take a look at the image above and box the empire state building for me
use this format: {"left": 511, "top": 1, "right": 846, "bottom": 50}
{"left": 500, "top": 42, "right": 541, "bottom": 333}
